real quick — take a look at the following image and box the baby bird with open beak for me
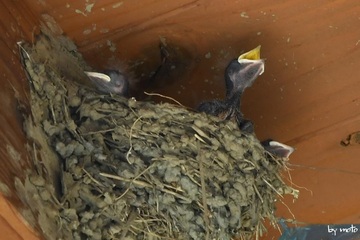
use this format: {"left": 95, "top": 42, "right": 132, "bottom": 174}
{"left": 198, "top": 46, "right": 264, "bottom": 133}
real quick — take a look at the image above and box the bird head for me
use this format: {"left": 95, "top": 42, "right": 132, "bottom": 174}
{"left": 225, "top": 45, "right": 264, "bottom": 98}
{"left": 261, "top": 139, "right": 295, "bottom": 158}
{"left": 85, "top": 70, "right": 129, "bottom": 96}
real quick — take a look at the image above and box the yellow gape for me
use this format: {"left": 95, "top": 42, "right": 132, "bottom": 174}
{"left": 238, "top": 45, "right": 261, "bottom": 60}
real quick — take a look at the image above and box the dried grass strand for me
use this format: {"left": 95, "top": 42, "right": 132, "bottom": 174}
{"left": 144, "top": 91, "right": 185, "bottom": 107}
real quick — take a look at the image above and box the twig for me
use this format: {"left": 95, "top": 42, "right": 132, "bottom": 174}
{"left": 144, "top": 91, "right": 184, "bottom": 107}
{"left": 80, "top": 128, "right": 117, "bottom": 135}
{"left": 126, "top": 116, "right": 143, "bottom": 164}
{"left": 194, "top": 134, "right": 207, "bottom": 144}
{"left": 49, "top": 99, "right": 57, "bottom": 124}
{"left": 262, "top": 177, "right": 284, "bottom": 198}
{"left": 120, "top": 209, "right": 137, "bottom": 239}
{"left": 241, "top": 159, "right": 257, "bottom": 167}
{"left": 116, "top": 165, "right": 155, "bottom": 201}
{"left": 31, "top": 142, "right": 42, "bottom": 176}
{"left": 253, "top": 184, "right": 264, "bottom": 203}
{"left": 17, "top": 41, "right": 32, "bottom": 62}
{"left": 197, "top": 149, "right": 210, "bottom": 240}
{"left": 115, "top": 187, "right": 131, "bottom": 201}
{"left": 285, "top": 176, "right": 312, "bottom": 196}
{"left": 278, "top": 197, "right": 296, "bottom": 220}
{"left": 82, "top": 168, "right": 105, "bottom": 187}
{"left": 99, "top": 172, "right": 191, "bottom": 202}
{"left": 130, "top": 225, "right": 173, "bottom": 239}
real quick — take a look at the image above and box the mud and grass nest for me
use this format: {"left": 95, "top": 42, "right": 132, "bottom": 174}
{"left": 19, "top": 29, "right": 298, "bottom": 240}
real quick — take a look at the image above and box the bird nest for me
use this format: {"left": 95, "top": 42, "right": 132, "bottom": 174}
{"left": 18, "top": 29, "right": 298, "bottom": 240}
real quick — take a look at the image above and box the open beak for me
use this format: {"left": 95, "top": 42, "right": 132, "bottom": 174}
{"left": 238, "top": 45, "right": 261, "bottom": 61}
{"left": 237, "top": 45, "right": 264, "bottom": 76}
{"left": 225, "top": 45, "right": 265, "bottom": 97}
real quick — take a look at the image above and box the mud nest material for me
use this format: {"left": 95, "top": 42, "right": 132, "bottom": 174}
{"left": 20, "top": 30, "right": 298, "bottom": 240}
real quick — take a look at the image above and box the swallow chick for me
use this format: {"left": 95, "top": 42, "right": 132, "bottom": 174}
{"left": 261, "top": 139, "right": 295, "bottom": 158}
{"left": 85, "top": 70, "right": 129, "bottom": 96}
{"left": 198, "top": 46, "right": 264, "bottom": 133}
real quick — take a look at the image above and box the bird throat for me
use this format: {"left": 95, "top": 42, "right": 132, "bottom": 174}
{"left": 224, "top": 91, "right": 243, "bottom": 120}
